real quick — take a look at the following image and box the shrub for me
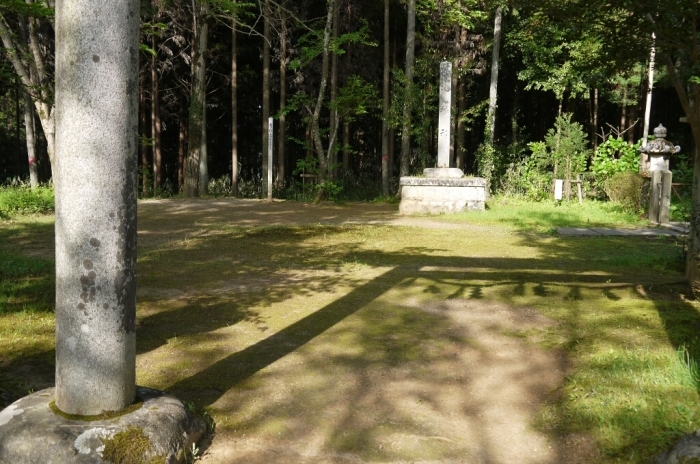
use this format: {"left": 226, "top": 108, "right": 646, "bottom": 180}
{"left": 591, "top": 136, "right": 641, "bottom": 188}
{"left": 0, "top": 185, "right": 54, "bottom": 216}
{"left": 603, "top": 171, "right": 643, "bottom": 212}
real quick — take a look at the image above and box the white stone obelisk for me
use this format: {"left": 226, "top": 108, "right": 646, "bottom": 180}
{"left": 437, "top": 61, "right": 452, "bottom": 168}
{"left": 55, "top": 0, "right": 139, "bottom": 415}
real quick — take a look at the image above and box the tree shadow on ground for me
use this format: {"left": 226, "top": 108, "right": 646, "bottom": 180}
{"left": 137, "top": 223, "right": 689, "bottom": 462}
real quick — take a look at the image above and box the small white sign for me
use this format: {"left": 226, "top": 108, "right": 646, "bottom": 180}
{"left": 554, "top": 179, "right": 563, "bottom": 200}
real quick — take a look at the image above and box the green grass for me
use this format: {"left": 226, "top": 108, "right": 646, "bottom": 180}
{"left": 2, "top": 198, "right": 700, "bottom": 462}
{"left": 0, "top": 185, "right": 54, "bottom": 217}
{"left": 438, "top": 196, "right": 648, "bottom": 233}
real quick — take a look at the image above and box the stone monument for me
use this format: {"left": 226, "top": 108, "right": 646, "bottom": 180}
{"left": 399, "top": 61, "right": 487, "bottom": 215}
{"left": 0, "top": 1, "right": 204, "bottom": 462}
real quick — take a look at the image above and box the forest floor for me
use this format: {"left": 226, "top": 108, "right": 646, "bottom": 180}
{"left": 1, "top": 197, "right": 698, "bottom": 463}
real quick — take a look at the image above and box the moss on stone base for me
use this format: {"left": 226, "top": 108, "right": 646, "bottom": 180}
{"left": 101, "top": 426, "right": 165, "bottom": 464}
{"left": 48, "top": 397, "right": 143, "bottom": 421}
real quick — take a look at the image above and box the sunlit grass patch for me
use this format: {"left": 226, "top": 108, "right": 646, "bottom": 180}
{"left": 440, "top": 197, "right": 648, "bottom": 233}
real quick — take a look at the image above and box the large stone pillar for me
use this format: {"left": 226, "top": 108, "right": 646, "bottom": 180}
{"left": 437, "top": 61, "right": 452, "bottom": 168}
{"left": 55, "top": 0, "right": 139, "bottom": 415}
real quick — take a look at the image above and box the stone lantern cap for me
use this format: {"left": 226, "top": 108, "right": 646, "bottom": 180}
{"left": 640, "top": 124, "right": 681, "bottom": 155}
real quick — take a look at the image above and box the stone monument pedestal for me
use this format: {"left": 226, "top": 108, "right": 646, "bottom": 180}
{"left": 0, "top": 386, "right": 206, "bottom": 464}
{"left": 399, "top": 169, "right": 487, "bottom": 215}
{"left": 398, "top": 61, "right": 488, "bottom": 215}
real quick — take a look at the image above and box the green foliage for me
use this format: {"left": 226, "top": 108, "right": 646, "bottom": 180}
{"left": 290, "top": 20, "right": 374, "bottom": 71}
{"left": 508, "top": 12, "right": 603, "bottom": 101}
{"left": 0, "top": 185, "right": 54, "bottom": 216}
{"left": 544, "top": 113, "right": 589, "bottom": 180}
{"left": 499, "top": 144, "right": 555, "bottom": 201}
{"left": 476, "top": 143, "right": 496, "bottom": 188}
{"left": 292, "top": 158, "right": 342, "bottom": 200}
{"left": 331, "top": 76, "right": 377, "bottom": 121}
{"left": 590, "top": 136, "right": 641, "bottom": 186}
{"left": 603, "top": 170, "right": 643, "bottom": 212}
{"left": 0, "top": 0, "right": 53, "bottom": 17}
{"left": 498, "top": 115, "right": 589, "bottom": 201}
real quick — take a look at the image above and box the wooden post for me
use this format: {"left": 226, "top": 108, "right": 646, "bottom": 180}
{"left": 576, "top": 174, "right": 583, "bottom": 205}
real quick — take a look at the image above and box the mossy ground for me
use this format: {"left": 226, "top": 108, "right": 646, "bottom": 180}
{"left": 1, "top": 198, "right": 698, "bottom": 463}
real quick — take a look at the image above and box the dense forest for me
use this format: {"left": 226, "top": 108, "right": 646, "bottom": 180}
{"left": 0, "top": 0, "right": 693, "bottom": 201}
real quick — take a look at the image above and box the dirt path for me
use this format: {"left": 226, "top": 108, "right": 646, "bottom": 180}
{"left": 134, "top": 199, "right": 595, "bottom": 463}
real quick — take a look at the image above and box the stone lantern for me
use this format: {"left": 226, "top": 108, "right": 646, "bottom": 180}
{"left": 640, "top": 124, "right": 680, "bottom": 174}
{"left": 640, "top": 124, "right": 680, "bottom": 224}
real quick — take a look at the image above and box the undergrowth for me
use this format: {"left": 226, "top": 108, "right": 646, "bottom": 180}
{"left": 0, "top": 185, "right": 54, "bottom": 216}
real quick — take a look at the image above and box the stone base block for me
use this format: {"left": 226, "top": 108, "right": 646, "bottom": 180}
{"left": 399, "top": 176, "right": 487, "bottom": 215}
{"left": 0, "top": 386, "right": 206, "bottom": 464}
{"left": 422, "top": 167, "right": 465, "bottom": 178}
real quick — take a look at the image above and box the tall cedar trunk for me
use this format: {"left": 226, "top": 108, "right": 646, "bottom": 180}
{"left": 15, "top": 79, "right": 20, "bottom": 176}
{"left": 381, "top": 0, "right": 390, "bottom": 196}
{"left": 140, "top": 79, "right": 148, "bottom": 195}
{"left": 310, "top": 0, "right": 336, "bottom": 200}
{"left": 457, "top": 74, "right": 466, "bottom": 171}
{"left": 200, "top": 84, "right": 209, "bottom": 194}
{"left": 151, "top": 40, "right": 162, "bottom": 192}
{"left": 389, "top": 28, "right": 396, "bottom": 177}
{"left": 450, "top": 61, "right": 458, "bottom": 167}
{"left": 178, "top": 101, "right": 187, "bottom": 190}
{"left": 262, "top": 0, "right": 271, "bottom": 198}
{"left": 628, "top": 99, "right": 638, "bottom": 144}
{"left": 343, "top": 122, "right": 350, "bottom": 170}
{"left": 185, "top": 0, "right": 208, "bottom": 197}
{"left": 23, "top": 91, "right": 38, "bottom": 188}
{"left": 487, "top": 7, "right": 503, "bottom": 146}
{"left": 399, "top": 0, "right": 415, "bottom": 177}
{"left": 277, "top": 18, "right": 287, "bottom": 188}
{"left": 232, "top": 23, "right": 239, "bottom": 197}
{"left": 593, "top": 88, "right": 599, "bottom": 151}
{"left": 621, "top": 84, "right": 627, "bottom": 133}
{"left": 329, "top": 3, "right": 339, "bottom": 178}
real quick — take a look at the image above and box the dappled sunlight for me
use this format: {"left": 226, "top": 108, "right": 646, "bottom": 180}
{"left": 4, "top": 199, "right": 700, "bottom": 462}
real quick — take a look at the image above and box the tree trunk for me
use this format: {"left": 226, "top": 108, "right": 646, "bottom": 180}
{"left": 199, "top": 85, "right": 209, "bottom": 195}
{"left": 381, "top": 0, "right": 390, "bottom": 196}
{"left": 140, "top": 79, "right": 148, "bottom": 196}
{"left": 399, "top": 0, "right": 415, "bottom": 177}
{"left": 178, "top": 101, "right": 187, "bottom": 190}
{"left": 628, "top": 96, "right": 638, "bottom": 144}
{"left": 151, "top": 40, "right": 162, "bottom": 192}
{"left": 343, "top": 122, "right": 350, "bottom": 170}
{"left": 185, "top": 0, "right": 209, "bottom": 197}
{"left": 457, "top": 74, "right": 466, "bottom": 171}
{"left": 621, "top": 84, "right": 627, "bottom": 133}
{"left": 23, "top": 91, "right": 38, "bottom": 188}
{"left": 310, "top": 0, "right": 336, "bottom": 200}
{"left": 329, "top": 2, "right": 339, "bottom": 179}
{"left": 261, "top": 0, "right": 271, "bottom": 198}
{"left": 486, "top": 6, "right": 503, "bottom": 147}
{"left": 277, "top": 17, "right": 287, "bottom": 189}
{"left": 54, "top": 0, "right": 138, "bottom": 415}
{"left": 450, "top": 61, "right": 458, "bottom": 167}
{"left": 232, "top": 22, "right": 239, "bottom": 197}
{"left": 0, "top": 13, "right": 55, "bottom": 178}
